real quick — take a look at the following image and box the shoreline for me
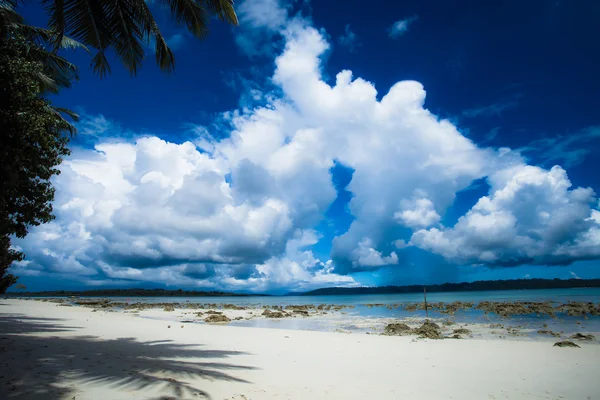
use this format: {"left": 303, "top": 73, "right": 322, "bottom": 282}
{"left": 18, "top": 296, "right": 600, "bottom": 341}
{"left": 2, "top": 299, "right": 600, "bottom": 399}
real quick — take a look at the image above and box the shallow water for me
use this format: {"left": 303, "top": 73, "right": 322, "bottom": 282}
{"left": 72, "top": 287, "right": 600, "bottom": 305}
{"left": 112, "top": 288, "right": 600, "bottom": 335}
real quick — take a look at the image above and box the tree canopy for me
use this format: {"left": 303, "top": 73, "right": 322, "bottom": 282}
{"left": 0, "top": 37, "right": 75, "bottom": 293}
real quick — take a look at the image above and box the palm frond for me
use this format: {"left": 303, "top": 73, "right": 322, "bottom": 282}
{"left": 0, "top": 0, "right": 20, "bottom": 9}
{"left": 0, "top": 2, "right": 23, "bottom": 29}
{"left": 202, "top": 0, "right": 238, "bottom": 25}
{"left": 58, "top": 34, "right": 89, "bottom": 51}
{"left": 90, "top": 49, "right": 111, "bottom": 77}
{"left": 62, "top": 0, "right": 112, "bottom": 77}
{"left": 158, "top": 0, "right": 210, "bottom": 38}
{"left": 25, "top": 45, "right": 79, "bottom": 89}
{"left": 137, "top": 0, "right": 175, "bottom": 73}
{"left": 107, "top": 0, "right": 145, "bottom": 75}
{"left": 3, "top": 0, "right": 238, "bottom": 77}
{"left": 53, "top": 106, "right": 80, "bottom": 122}
{"left": 33, "top": 70, "right": 60, "bottom": 93}
{"left": 45, "top": 104, "right": 77, "bottom": 135}
{"left": 42, "top": 0, "right": 65, "bottom": 51}
{"left": 5, "top": 22, "right": 89, "bottom": 52}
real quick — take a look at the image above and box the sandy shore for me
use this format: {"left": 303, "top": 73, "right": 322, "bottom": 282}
{"left": 1, "top": 299, "right": 599, "bottom": 399}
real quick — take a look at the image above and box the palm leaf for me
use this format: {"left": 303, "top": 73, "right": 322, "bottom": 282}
{"left": 158, "top": 0, "right": 210, "bottom": 38}
{"left": 45, "top": 104, "right": 77, "bottom": 135}
{"left": 32, "top": 70, "right": 60, "bottom": 93}
{"left": 137, "top": 0, "right": 175, "bottom": 73}
{"left": 25, "top": 45, "right": 79, "bottom": 89}
{"left": 5, "top": 22, "right": 89, "bottom": 52}
{"left": 202, "top": 0, "right": 238, "bottom": 25}
{"left": 54, "top": 106, "right": 80, "bottom": 122}
{"left": 62, "top": 0, "right": 112, "bottom": 77}
{"left": 42, "top": 0, "right": 65, "bottom": 51}
{"left": 107, "top": 0, "right": 145, "bottom": 75}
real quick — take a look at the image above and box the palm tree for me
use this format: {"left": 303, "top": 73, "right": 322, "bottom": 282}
{"left": 1, "top": 0, "right": 85, "bottom": 92}
{"left": 1, "top": 0, "right": 83, "bottom": 133}
{"left": 38, "top": 0, "right": 238, "bottom": 77}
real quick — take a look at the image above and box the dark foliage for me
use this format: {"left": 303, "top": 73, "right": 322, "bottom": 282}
{"left": 294, "top": 278, "right": 600, "bottom": 296}
{"left": 0, "top": 38, "right": 73, "bottom": 293}
{"left": 40, "top": 0, "right": 238, "bottom": 77}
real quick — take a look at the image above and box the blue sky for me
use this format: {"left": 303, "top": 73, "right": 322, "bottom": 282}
{"left": 12, "top": 0, "right": 600, "bottom": 293}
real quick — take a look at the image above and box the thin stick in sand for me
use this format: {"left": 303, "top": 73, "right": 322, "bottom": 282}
{"left": 424, "top": 287, "right": 429, "bottom": 318}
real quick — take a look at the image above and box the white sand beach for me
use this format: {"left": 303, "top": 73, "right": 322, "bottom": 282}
{"left": 1, "top": 299, "right": 599, "bottom": 400}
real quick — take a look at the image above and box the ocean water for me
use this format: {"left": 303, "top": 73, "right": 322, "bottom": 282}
{"left": 105, "top": 287, "right": 600, "bottom": 307}
{"left": 84, "top": 288, "right": 600, "bottom": 334}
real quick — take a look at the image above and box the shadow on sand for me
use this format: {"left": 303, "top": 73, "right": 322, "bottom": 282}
{"left": 0, "top": 313, "right": 256, "bottom": 399}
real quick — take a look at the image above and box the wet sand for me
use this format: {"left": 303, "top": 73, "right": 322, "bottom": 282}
{"left": 1, "top": 298, "right": 599, "bottom": 399}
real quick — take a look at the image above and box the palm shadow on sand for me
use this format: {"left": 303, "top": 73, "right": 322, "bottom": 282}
{"left": 0, "top": 313, "right": 256, "bottom": 399}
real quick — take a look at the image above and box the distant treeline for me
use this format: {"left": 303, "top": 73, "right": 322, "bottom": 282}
{"left": 6, "top": 288, "right": 268, "bottom": 297}
{"left": 294, "top": 278, "right": 600, "bottom": 296}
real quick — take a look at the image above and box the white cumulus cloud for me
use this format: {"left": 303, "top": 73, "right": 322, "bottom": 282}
{"left": 411, "top": 165, "right": 600, "bottom": 266}
{"left": 11, "top": 8, "right": 600, "bottom": 291}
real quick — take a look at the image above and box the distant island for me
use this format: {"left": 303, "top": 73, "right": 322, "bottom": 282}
{"left": 7, "top": 278, "right": 600, "bottom": 298}
{"left": 6, "top": 288, "right": 269, "bottom": 297}
{"left": 293, "top": 278, "right": 600, "bottom": 296}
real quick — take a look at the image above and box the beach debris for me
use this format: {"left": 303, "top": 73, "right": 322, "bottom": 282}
{"left": 223, "top": 304, "right": 246, "bottom": 310}
{"left": 537, "top": 330, "right": 561, "bottom": 337}
{"left": 75, "top": 299, "right": 111, "bottom": 308}
{"left": 335, "top": 329, "right": 352, "bottom": 334}
{"left": 403, "top": 301, "right": 472, "bottom": 314}
{"left": 414, "top": 320, "right": 443, "bottom": 339}
{"left": 204, "top": 314, "right": 231, "bottom": 324}
{"left": 475, "top": 301, "right": 555, "bottom": 318}
{"left": 383, "top": 320, "right": 444, "bottom": 339}
{"left": 446, "top": 334, "right": 463, "bottom": 339}
{"left": 452, "top": 328, "right": 472, "bottom": 336}
{"left": 285, "top": 305, "right": 314, "bottom": 311}
{"left": 234, "top": 316, "right": 244, "bottom": 321}
{"left": 167, "top": 325, "right": 171, "bottom": 328}
{"left": 506, "top": 327, "right": 523, "bottom": 336}
{"left": 441, "top": 301, "right": 474, "bottom": 314}
{"left": 383, "top": 323, "right": 412, "bottom": 336}
{"left": 556, "top": 302, "right": 600, "bottom": 317}
{"left": 570, "top": 333, "right": 595, "bottom": 341}
{"left": 262, "top": 309, "right": 288, "bottom": 318}
{"left": 205, "top": 310, "right": 223, "bottom": 315}
{"left": 292, "top": 310, "right": 310, "bottom": 317}
{"left": 553, "top": 340, "right": 580, "bottom": 348}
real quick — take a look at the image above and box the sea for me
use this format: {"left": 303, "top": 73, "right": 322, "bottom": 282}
{"left": 79, "top": 288, "right": 600, "bottom": 335}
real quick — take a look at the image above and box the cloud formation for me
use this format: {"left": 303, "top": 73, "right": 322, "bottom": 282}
{"left": 11, "top": 8, "right": 600, "bottom": 291}
{"left": 462, "top": 95, "right": 522, "bottom": 118}
{"left": 519, "top": 126, "right": 600, "bottom": 168}
{"left": 411, "top": 165, "right": 600, "bottom": 266}
{"left": 388, "top": 15, "right": 419, "bottom": 38}
{"left": 234, "top": 0, "right": 289, "bottom": 57}
{"left": 337, "top": 24, "right": 359, "bottom": 52}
